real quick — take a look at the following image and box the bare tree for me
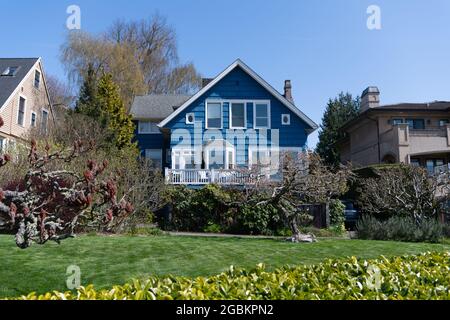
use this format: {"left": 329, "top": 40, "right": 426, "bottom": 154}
{"left": 46, "top": 74, "right": 74, "bottom": 108}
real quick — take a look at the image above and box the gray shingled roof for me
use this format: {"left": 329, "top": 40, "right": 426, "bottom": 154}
{"left": 0, "top": 58, "right": 39, "bottom": 109}
{"left": 130, "top": 94, "right": 191, "bottom": 120}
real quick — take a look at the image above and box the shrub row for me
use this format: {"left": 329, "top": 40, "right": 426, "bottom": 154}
{"left": 18, "top": 252, "right": 450, "bottom": 300}
{"left": 357, "top": 215, "right": 444, "bottom": 243}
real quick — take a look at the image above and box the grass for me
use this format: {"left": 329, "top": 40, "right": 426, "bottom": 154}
{"left": 0, "top": 234, "right": 449, "bottom": 298}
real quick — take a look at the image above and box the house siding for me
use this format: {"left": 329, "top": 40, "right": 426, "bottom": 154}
{"left": 0, "top": 61, "right": 51, "bottom": 143}
{"left": 165, "top": 66, "right": 309, "bottom": 165}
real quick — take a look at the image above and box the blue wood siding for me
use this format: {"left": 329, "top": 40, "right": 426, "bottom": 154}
{"left": 164, "top": 66, "right": 309, "bottom": 163}
{"left": 133, "top": 120, "right": 169, "bottom": 168}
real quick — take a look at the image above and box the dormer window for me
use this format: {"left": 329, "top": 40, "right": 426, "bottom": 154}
{"left": 1, "top": 66, "right": 19, "bottom": 76}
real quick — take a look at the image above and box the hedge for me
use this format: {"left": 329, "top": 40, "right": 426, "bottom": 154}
{"left": 16, "top": 252, "right": 450, "bottom": 300}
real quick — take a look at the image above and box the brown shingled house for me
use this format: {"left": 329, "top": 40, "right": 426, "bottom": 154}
{"left": 338, "top": 87, "right": 450, "bottom": 173}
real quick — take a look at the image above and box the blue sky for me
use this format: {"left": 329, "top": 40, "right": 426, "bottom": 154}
{"left": 1, "top": 0, "right": 450, "bottom": 147}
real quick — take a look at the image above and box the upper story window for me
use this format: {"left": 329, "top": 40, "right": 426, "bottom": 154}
{"left": 392, "top": 118, "right": 425, "bottom": 130}
{"left": 406, "top": 119, "right": 425, "bottom": 130}
{"left": 139, "top": 121, "right": 160, "bottom": 134}
{"left": 17, "top": 96, "right": 26, "bottom": 126}
{"left": 41, "top": 109, "right": 49, "bottom": 132}
{"left": 230, "top": 102, "right": 246, "bottom": 129}
{"left": 206, "top": 102, "right": 222, "bottom": 129}
{"left": 1, "top": 66, "right": 19, "bottom": 77}
{"left": 254, "top": 102, "right": 270, "bottom": 129}
{"left": 34, "top": 70, "right": 41, "bottom": 89}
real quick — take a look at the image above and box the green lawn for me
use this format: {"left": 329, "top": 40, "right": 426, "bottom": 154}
{"left": 0, "top": 234, "right": 449, "bottom": 298}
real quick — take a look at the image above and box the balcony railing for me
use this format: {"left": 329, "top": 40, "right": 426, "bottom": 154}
{"left": 165, "top": 169, "right": 263, "bottom": 185}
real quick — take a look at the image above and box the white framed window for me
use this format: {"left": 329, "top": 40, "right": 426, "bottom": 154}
{"left": 145, "top": 149, "right": 163, "bottom": 168}
{"left": 281, "top": 114, "right": 291, "bottom": 125}
{"left": 17, "top": 95, "right": 26, "bottom": 126}
{"left": 206, "top": 101, "right": 223, "bottom": 129}
{"left": 172, "top": 149, "right": 196, "bottom": 170}
{"left": 254, "top": 101, "right": 271, "bottom": 129}
{"left": 230, "top": 102, "right": 247, "bottom": 129}
{"left": 186, "top": 113, "right": 195, "bottom": 125}
{"left": 31, "top": 112, "right": 37, "bottom": 127}
{"left": 41, "top": 109, "right": 49, "bottom": 132}
{"left": 34, "top": 70, "right": 41, "bottom": 89}
{"left": 138, "top": 121, "right": 160, "bottom": 134}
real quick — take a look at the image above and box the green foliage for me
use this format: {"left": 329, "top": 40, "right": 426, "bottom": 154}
{"left": 126, "top": 226, "right": 164, "bottom": 237}
{"left": 357, "top": 215, "right": 444, "bottom": 243}
{"left": 316, "top": 92, "right": 360, "bottom": 167}
{"left": 329, "top": 199, "right": 346, "bottom": 231}
{"left": 75, "top": 71, "right": 135, "bottom": 149}
{"left": 96, "top": 73, "right": 136, "bottom": 149}
{"left": 165, "top": 185, "right": 284, "bottom": 236}
{"left": 16, "top": 252, "right": 450, "bottom": 300}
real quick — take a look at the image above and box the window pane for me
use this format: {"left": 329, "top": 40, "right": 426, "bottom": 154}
{"left": 255, "top": 104, "right": 268, "bottom": 117}
{"left": 139, "top": 121, "right": 159, "bottom": 133}
{"left": 393, "top": 119, "right": 403, "bottom": 125}
{"left": 256, "top": 118, "right": 268, "bottom": 127}
{"left": 18, "top": 97, "right": 25, "bottom": 126}
{"left": 207, "top": 103, "right": 222, "bottom": 128}
{"left": 31, "top": 113, "right": 36, "bottom": 127}
{"left": 231, "top": 103, "right": 245, "bottom": 128}
{"left": 145, "top": 149, "right": 162, "bottom": 168}
{"left": 413, "top": 119, "right": 425, "bottom": 130}
{"left": 42, "top": 110, "right": 48, "bottom": 131}
{"left": 439, "top": 119, "right": 449, "bottom": 127}
{"left": 34, "top": 71, "right": 41, "bottom": 88}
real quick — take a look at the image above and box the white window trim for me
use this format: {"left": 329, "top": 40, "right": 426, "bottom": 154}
{"left": 171, "top": 148, "right": 196, "bottom": 170}
{"left": 138, "top": 120, "right": 160, "bottom": 135}
{"left": 281, "top": 114, "right": 291, "bottom": 125}
{"left": 253, "top": 100, "right": 271, "bottom": 129}
{"left": 186, "top": 113, "right": 195, "bottom": 125}
{"left": 30, "top": 111, "right": 37, "bottom": 127}
{"left": 205, "top": 101, "right": 223, "bottom": 129}
{"left": 17, "top": 94, "right": 27, "bottom": 127}
{"left": 229, "top": 100, "right": 248, "bottom": 130}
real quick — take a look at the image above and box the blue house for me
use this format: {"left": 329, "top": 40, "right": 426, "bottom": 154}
{"left": 131, "top": 59, "right": 318, "bottom": 185}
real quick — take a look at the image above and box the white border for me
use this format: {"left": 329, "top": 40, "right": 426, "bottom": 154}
{"left": 282, "top": 114, "right": 291, "bottom": 125}
{"left": 186, "top": 113, "right": 195, "bottom": 125}
{"left": 253, "top": 100, "right": 271, "bottom": 129}
{"left": 229, "top": 100, "right": 247, "bottom": 130}
{"left": 17, "top": 94, "right": 27, "bottom": 127}
{"left": 138, "top": 120, "right": 161, "bottom": 134}
{"left": 205, "top": 101, "right": 223, "bottom": 129}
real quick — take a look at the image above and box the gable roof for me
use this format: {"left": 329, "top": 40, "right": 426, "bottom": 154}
{"left": 0, "top": 58, "right": 40, "bottom": 110}
{"left": 158, "top": 59, "right": 318, "bottom": 132}
{"left": 131, "top": 94, "right": 191, "bottom": 120}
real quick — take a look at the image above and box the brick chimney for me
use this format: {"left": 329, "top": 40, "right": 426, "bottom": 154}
{"left": 284, "top": 80, "right": 294, "bottom": 103}
{"left": 360, "top": 86, "right": 380, "bottom": 113}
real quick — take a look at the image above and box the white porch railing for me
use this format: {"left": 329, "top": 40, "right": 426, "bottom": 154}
{"left": 165, "top": 169, "right": 261, "bottom": 185}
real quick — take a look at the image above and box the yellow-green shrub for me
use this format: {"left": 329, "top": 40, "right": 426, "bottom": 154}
{"left": 17, "top": 252, "right": 450, "bottom": 300}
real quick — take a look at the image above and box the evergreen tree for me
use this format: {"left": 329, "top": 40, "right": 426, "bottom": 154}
{"left": 316, "top": 92, "right": 360, "bottom": 167}
{"left": 75, "top": 64, "right": 99, "bottom": 117}
{"left": 95, "top": 73, "right": 135, "bottom": 149}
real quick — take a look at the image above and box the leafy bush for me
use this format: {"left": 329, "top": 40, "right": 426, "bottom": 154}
{"left": 126, "top": 226, "right": 164, "bottom": 237}
{"left": 357, "top": 215, "right": 443, "bottom": 243}
{"left": 165, "top": 185, "right": 283, "bottom": 236}
{"left": 16, "top": 252, "right": 450, "bottom": 300}
{"left": 329, "top": 199, "right": 346, "bottom": 231}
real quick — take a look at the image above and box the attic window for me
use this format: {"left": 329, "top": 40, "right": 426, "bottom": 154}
{"left": 1, "top": 66, "right": 19, "bottom": 76}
